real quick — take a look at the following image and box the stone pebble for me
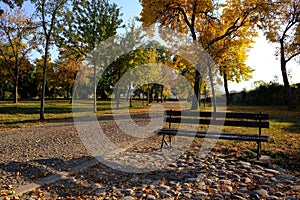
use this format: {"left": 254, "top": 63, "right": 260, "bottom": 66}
{"left": 18, "top": 148, "right": 299, "bottom": 200}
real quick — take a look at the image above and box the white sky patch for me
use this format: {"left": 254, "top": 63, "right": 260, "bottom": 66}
{"left": 229, "top": 32, "right": 300, "bottom": 92}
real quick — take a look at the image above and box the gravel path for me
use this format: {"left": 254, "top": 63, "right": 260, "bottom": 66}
{"left": 0, "top": 112, "right": 299, "bottom": 199}
{"left": 0, "top": 113, "right": 152, "bottom": 198}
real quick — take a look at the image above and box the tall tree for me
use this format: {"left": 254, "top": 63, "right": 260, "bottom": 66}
{"left": 56, "top": 0, "right": 123, "bottom": 113}
{"left": 261, "top": 0, "right": 300, "bottom": 108}
{"left": 31, "top": 0, "right": 68, "bottom": 121}
{"left": 0, "top": 8, "right": 37, "bottom": 103}
{"left": 139, "top": 0, "right": 262, "bottom": 111}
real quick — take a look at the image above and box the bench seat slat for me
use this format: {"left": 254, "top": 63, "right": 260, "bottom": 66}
{"left": 165, "top": 111, "right": 269, "bottom": 120}
{"left": 157, "top": 128, "right": 269, "bottom": 142}
{"left": 165, "top": 118, "right": 269, "bottom": 128}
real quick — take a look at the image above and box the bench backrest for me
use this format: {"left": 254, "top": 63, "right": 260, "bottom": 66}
{"left": 164, "top": 110, "right": 269, "bottom": 133}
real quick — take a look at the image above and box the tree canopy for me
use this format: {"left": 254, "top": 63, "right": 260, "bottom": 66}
{"left": 139, "top": 0, "right": 263, "bottom": 110}
{"left": 56, "top": 0, "right": 123, "bottom": 112}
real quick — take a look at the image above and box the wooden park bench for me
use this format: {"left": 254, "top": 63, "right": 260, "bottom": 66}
{"left": 157, "top": 110, "right": 270, "bottom": 160}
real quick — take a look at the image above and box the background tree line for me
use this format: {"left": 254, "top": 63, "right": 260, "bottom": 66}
{"left": 0, "top": 0, "right": 299, "bottom": 121}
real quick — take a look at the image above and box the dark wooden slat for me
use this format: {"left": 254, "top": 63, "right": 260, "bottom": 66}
{"left": 165, "top": 110, "right": 269, "bottom": 120}
{"left": 223, "top": 120, "right": 269, "bottom": 128}
{"left": 225, "top": 112, "right": 269, "bottom": 120}
{"left": 157, "top": 129, "right": 269, "bottom": 142}
{"left": 165, "top": 118, "right": 269, "bottom": 128}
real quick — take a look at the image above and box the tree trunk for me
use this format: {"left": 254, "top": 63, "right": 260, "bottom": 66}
{"left": 116, "top": 85, "right": 120, "bottom": 109}
{"left": 40, "top": 33, "right": 52, "bottom": 121}
{"left": 0, "top": 85, "right": 5, "bottom": 100}
{"left": 14, "top": 57, "right": 19, "bottom": 104}
{"left": 147, "top": 85, "right": 150, "bottom": 105}
{"left": 128, "top": 84, "right": 132, "bottom": 107}
{"left": 126, "top": 85, "right": 130, "bottom": 101}
{"left": 130, "top": 96, "right": 133, "bottom": 107}
{"left": 189, "top": 26, "right": 200, "bottom": 110}
{"left": 280, "top": 39, "right": 296, "bottom": 109}
{"left": 208, "top": 63, "right": 217, "bottom": 113}
{"left": 93, "top": 62, "right": 97, "bottom": 113}
{"left": 40, "top": 46, "right": 49, "bottom": 121}
{"left": 223, "top": 66, "right": 230, "bottom": 105}
{"left": 191, "top": 67, "right": 200, "bottom": 110}
{"left": 150, "top": 86, "right": 154, "bottom": 103}
{"left": 142, "top": 92, "right": 145, "bottom": 105}
{"left": 71, "top": 83, "right": 78, "bottom": 104}
{"left": 14, "top": 79, "right": 18, "bottom": 104}
{"left": 68, "top": 86, "right": 73, "bottom": 104}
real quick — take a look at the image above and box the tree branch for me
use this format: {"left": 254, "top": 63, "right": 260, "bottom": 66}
{"left": 286, "top": 50, "right": 300, "bottom": 63}
{"left": 208, "top": 6, "right": 257, "bottom": 47}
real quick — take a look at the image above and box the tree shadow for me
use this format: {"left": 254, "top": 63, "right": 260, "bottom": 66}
{"left": 270, "top": 115, "right": 300, "bottom": 135}
{"left": 0, "top": 156, "right": 94, "bottom": 182}
{"left": 0, "top": 106, "right": 73, "bottom": 115}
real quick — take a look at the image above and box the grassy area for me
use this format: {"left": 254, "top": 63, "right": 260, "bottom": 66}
{"left": 211, "top": 105, "right": 300, "bottom": 174}
{"left": 0, "top": 99, "right": 150, "bottom": 129}
{"left": 0, "top": 100, "right": 299, "bottom": 174}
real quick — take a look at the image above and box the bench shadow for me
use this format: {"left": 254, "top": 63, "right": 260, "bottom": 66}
{"left": 0, "top": 156, "right": 94, "bottom": 181}
{"left": 1, "top": 111, "right": 163, "bottom": 128}
{"left": 0, "top": 106, "right": 72, "bottom": 115}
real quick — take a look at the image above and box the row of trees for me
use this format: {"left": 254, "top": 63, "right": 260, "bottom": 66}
{"left": 0, "top": 0, "right": 299, "bottom": 122}
{"left": 0, "top": 0, "right": 123, "bottom": 120}
{"left": 231, "top": 80, "right": 300, "bottom": 106}
{"left": 0, "top": 6, "right": 175, "bottom": 108}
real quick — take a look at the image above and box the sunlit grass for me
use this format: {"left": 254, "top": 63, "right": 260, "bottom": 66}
{"left": 0, "top": 99, "right": 152, "bottom": 129}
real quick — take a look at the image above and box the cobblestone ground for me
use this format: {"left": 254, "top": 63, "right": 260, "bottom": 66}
{"left": 0, "top": 113, "right": 299, "bottom": 200}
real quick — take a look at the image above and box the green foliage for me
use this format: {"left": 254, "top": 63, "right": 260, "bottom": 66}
{"left": 55, "top": 0, "right": 123, "bottom": 112}
{"left": 235, "top": 81, "right": 287, "bottom": 106}
{"left": 56, "top": 0, "right": 123, "bottom": 57}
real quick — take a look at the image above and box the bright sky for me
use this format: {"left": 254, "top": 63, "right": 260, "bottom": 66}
{"left": 2, "top": 0, "right": 299, "bottom": 92}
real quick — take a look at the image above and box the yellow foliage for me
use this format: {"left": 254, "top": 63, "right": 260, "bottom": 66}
{"left": 139, "top": 0, "right": 261, "bottom": 89}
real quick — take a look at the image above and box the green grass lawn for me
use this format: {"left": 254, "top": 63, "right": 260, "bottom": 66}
{"left": 0, "top": 99, "right": 150, "bottom": 129}
{"left": 0, "top": 100, "right": 299, "bottom": 174}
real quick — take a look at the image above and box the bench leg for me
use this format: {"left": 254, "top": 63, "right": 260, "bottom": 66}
{"left": 161, "top": 134, "right": 172, "bottom": 150}
{"left": 257, "top": 141, "right": 261, "bottom": 160}
{"left": 161, "top": 134, "right": 165, "bottom": 149}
